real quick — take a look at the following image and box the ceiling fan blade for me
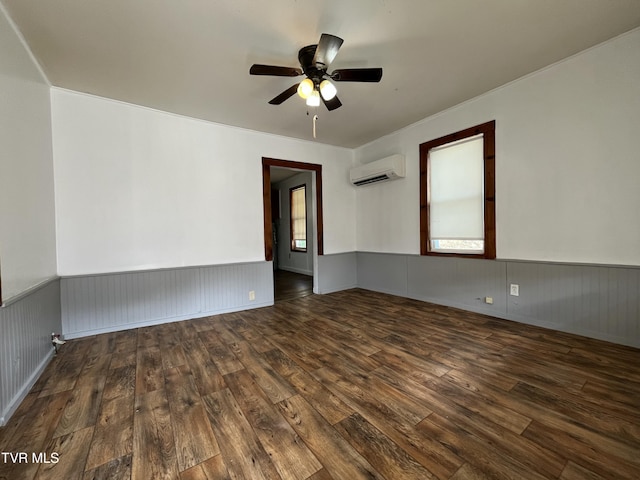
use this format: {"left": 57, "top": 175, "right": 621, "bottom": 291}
{"left": 250, "top": 64, "right": 303, "bottom": 77}
{"left": 312, "top": 33, "right": 344, "bottom": 68}
{"left": 321, "top": 93, "right": 342, "bottom": 111}
{"left": 268, "top": 84, "right": 300, "bottom": 105}
{"left": 331, "top": 68, "right": 383, "bottom": 82}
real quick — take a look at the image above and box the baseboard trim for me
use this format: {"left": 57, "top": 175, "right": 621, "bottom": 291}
{"left": 319, "top": 283, "right": 358, "bottom": 294}
{"left": 0, "top": 347, "right": 55, "bottom": 427}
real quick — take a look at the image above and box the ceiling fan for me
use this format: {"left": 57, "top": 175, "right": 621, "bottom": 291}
{"left": 249, "top": 33, "right": 383, "bottom": 111}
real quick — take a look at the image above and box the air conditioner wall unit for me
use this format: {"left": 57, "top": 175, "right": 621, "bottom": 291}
{"left": 349, "top": 154, "right": 405, "bottom": 186}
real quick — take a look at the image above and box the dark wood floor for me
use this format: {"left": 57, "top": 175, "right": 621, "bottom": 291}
{"left": 1, "top": 289, "right": 639, "bottom": 479}
{"left": 274, "top": 269, "right": 313, "bottom": 302}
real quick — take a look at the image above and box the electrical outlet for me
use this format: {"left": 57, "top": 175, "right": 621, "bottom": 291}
{"left": 249, "top": 290, "right": 256, "bottom": 301}
{"left": 485, "top": 297, "right": 493, "bottom": 304}
{"left": 510, "top": 284, "right": 519, "bottom": 296}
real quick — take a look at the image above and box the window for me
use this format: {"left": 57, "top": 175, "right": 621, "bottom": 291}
{"left": 290, "top": 185, "right": 307, "bottom": 252}
{"left": 420, "top": 120, "right": 495, "bottom": 259}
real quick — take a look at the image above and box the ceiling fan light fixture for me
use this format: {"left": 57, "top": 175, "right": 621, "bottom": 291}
{"left": 250, "top": 33, "right": 382, "bottom": 111}
{"left": 297, "top": 78, "right": 314, "bottom": 99}
{"left": 319, "top": 79, "right": 337, "bottom": 100}
{"left": 306, "top": 89, "right": 321, "bottom": 107}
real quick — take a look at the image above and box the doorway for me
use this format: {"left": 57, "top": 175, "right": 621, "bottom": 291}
{"left": 262, "top": 158, "right": 323, "bottom": 302}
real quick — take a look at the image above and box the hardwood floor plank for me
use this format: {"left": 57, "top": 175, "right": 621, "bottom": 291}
{"left": 113, "top": 329, "right": 138, "bottom": 355}
{"left": 201, "top": 388, "right": 279, "bottom": 480}
{"left": 102, "top": 364, "right": 136, "bottom": 402}
{"left": 36, "top": 426, "right": 93, "bottom": 480}
{"left": 414, "top": 368, "right": 533, "bottom": 435}
{"left": 84, "top": 395, "right": 134, "bottom": 471}
{"left": 225, "top": 369, "right": 322, "bottom": 479}
{"left": 313, "top": 365, "right": 432, "bottom": 428}
{"left": 263, "top": 347, "right": 354, "bottom": 425}
{"left": 334, "top": 412, "right": 437, "bottom": 479}
{"left": 510, "top": 384, "right": 640, "bottom": 466}
{"left": 312, "top": 344, "right": 382, "bottom": 376}
{"left": 82, "top": 454, "right": 132, "bottom": 480}
{"left": 314, "top": 365, "right": 463, "bottom": 479}
{"left": 449, "top": 462, "right": 500, "bottom": 480}
{"left": 277, "top": 394, "right": 385, "bottom": 480}
{"left": 0, "top": 392, "right": 71, "bottom": 480}
{"left": 173, "top": 317, "right": 201, "bottom": 340}
{"left": 210, "top": 319, "right": 246, "bottom": 344}
{"left": 76, "top": 354, "right": 112, "bottom": 386}
{"left": 559, "top": 460, "right": 609, "bottom": 480}
{"left": 308, "top": 318, "right": 381, "bottom": 357}
{"left": 109, "top": 351, "right": 137, "bottom": 369}
{"left": 511, "top": 380, "right": 640, "bottom": 446}
{"left": 161, "top": 343, "right": 187, "bottom": 370}
{"left": 267, "top": 333, "right": 326, "bottom": 372}
{"left": 0, "top": 392, "right": 38, "bottom": 450}
{"left": 422, "top": 413, "right": 551, "bottom": 480}
{"left": 135, "top": 346, "right": 164, "bottom": 395}
{"left": 179, "top": 455, "right": 230, "bottom": 480}
{"left": 240, "top": 323, "right": 276, "bottom": 353}
{"left": 165, "top": 366, "right": 220, "bottom": 472}
{"left": 305, "top": 468, "right": 335, "bottom": 480}
{"left": 274, "top": 270, "right": 313, "bottom": 302}
{"left": 37, "top": 350, "right": 87, "bottom": 398}
{"left": 433, "top": 352, "right": 519, "bottom": 391}
{"left": 580, "top": 378, "right": 640, "bottom": 417}
{"left": 568, "top": 346, "right": 640, "bottom": 382}
{"left": 230, "top": 340, "right": 296, "bottom": 404}
{"left": 522, "top": 419, "right": 640, "bottom": 479}
{"left": 372, "top": 366, "right": 563, "bottom": 478}
{"left": 137, "top": 326, "right": 161, "bottom": 348}
{"left": 85, "top": 332, "right": 117, "bottom": 357}
{"left": 132, "top": 389, "right": 179, "bottom": 480}
{"left": 181, "top": 338, "right": 227, "bottom": 396}
{"left": 371, "top": 348, "right": 451, "bottom": 382}
{"left": 53, "top": 379, "right": 106, "bottom": 438}
{"left": 200, "top": 331, "right": 244, "bottom": 375}
{"left": 489, "top": 330, "right": 573, "bottom": 355}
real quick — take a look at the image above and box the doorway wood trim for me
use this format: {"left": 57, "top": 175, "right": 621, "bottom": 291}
{"left": 262, "top": 157, "right": 323, "bottom": 261}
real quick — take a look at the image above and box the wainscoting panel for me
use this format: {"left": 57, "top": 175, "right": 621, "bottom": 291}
{"left": 506, "top": 261, "right": 640, "bottom": 346}
{"left": 200, "top": 262, "right": 274, "bottom": 312}
{"left": 317, "top": 252, "right": 357, "bottom": 294}
{"left": 356, "top": 252, "right": 639, "bottom": 348}
{"left": 61, "top": 261, "right": 274, "bottom": 339}
{"left": 0, "top": 279, "right": 61, "bottom": 426}
{"left": 356, "top": 252, "right": 408, "bottom": 296}
{"left": 407, "top": 255, "right": 507, "bottom": 317}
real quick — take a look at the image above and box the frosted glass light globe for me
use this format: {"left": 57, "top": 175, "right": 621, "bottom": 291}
{"left": 297, "top": 78, "right": 314, "bottom": 99}
{"left": 319, "top": 80, "right": 337, "bottom": 100}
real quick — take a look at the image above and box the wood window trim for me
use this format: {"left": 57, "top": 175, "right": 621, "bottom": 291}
{"left": 289, "top": 184, "right": 307, "bottom": 252}
{"left": 262, "top": 157, "right": 323, "bottom": 262}
{"left": 419, "top": 120, "right": 496, "bottom": 259}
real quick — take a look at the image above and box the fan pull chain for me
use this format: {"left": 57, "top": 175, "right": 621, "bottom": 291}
{"left": 313, "top": 114, "right": 318, "bottom": 139}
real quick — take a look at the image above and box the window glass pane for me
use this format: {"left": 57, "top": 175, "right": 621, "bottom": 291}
{"left": 431, "top": 239, "right": 484, "bottom": 253}
{"left": 429, "top": 135, "right": 484, "bottom": 240}
{"left": 290, "top": 186, "right": 306, "bottom": 250}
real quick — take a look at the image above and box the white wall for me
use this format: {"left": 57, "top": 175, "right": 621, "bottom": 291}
{"left": 273, "top": 171, "right": 314, "bottom": 275}
{"left": 0, "top": 6, "right": 57, "bottom": 301}
{"left": 355, "top": 28, "right": 640, "bottom": 267}
{"left": 51, "top": 89, "right": 355, "bottom": 275}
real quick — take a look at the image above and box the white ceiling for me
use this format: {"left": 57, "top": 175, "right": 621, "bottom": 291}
{"left": 3, "top": 0, "right": 640, "bottom": 148}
